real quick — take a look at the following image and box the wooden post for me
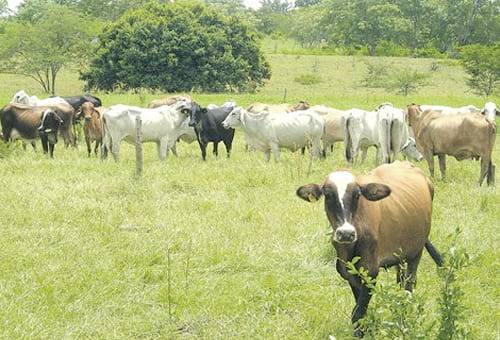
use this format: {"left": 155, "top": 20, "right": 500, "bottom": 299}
{"left": 135, "top": 115, "right": 143, "bottom": 177}
{"left": 282, "top": 88, "right": 287, "bottom": 103}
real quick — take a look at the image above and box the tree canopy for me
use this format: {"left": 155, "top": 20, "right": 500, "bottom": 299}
{"left": 81, "top": 1, "right": 270, "bottom": 92}
{"left": 0, "top": 3, "right": 99, "bottom": 94}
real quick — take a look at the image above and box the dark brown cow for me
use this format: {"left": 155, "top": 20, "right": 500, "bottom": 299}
{"left": 0, "top": 104, "right": 63, "bottom": 157}
{"left": 79, "top": 102, "right": 105, "bottom": 157}
{"left": 407, "top": 104, "right": 496, "bottom": 186}
{"left": 296, "top": 161, "right": 443, "bottom": 337}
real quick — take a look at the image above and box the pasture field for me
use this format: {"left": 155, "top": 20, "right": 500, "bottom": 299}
{"left": 0, "top": 54, "right": 499, "bottom": 338}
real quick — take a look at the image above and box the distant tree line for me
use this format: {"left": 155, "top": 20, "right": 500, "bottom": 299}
{"left": 0, "top": 0, "right": 497, "bottom": 94}
{"left": 255, "top": 0, "right": 499, "bottom": 57}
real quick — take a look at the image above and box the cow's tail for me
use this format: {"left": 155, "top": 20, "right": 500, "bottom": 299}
{"left": 343, "top": 115, "right": 352, "bottom": 162}
{"left": 425, "top": 241, "right": 443, "bottom": 267}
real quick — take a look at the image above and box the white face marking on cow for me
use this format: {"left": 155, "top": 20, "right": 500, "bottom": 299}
{"left": 327, "top": 171, "right": 355, "bottom": 209}
{"left": 484, "top": 102, "right": 497, "bottom": 122}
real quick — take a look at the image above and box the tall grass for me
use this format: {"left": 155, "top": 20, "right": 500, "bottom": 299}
{"left": 0, "top": 53, "right": 498, "bottom": 338}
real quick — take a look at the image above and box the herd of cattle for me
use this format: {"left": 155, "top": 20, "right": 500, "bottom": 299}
{"left": 1, "top": 90, "right": 496, "bottom": 186}
{"left": 0, "top": 90, "right": 497, "bottom": 337}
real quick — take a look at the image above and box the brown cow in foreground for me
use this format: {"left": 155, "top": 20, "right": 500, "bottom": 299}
{"left": 407, "top": 104, "right": 496, "bottom": 186}
{"left": 79, "top": 102, "right": 105, "bottom": 157}
{"left": 296, "top": 161, "right": 443, "bottom": 337}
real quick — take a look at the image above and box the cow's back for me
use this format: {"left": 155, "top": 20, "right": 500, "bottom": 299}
{"left": 357, "top": 161, "right": 433, "bottom": 265}
{"left": 419, "top": 112, "right": 495, "bottom": 160}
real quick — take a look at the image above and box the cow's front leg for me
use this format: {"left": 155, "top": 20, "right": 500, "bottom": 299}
{"left": 213, "top": 141, "right": 219, "bottom": 157}
{"left": 224, "top": 140, "right": 232, "bottom": 158}
{"left": 158, "top": 138, "right": 169, "bottom": 161}
{"left": 41, "top": 135, "right": 49, "bottom": 154}
{"left": 438, "top": 154, "right": 446, "bottom": 180}
{"left": 199, "top": 141, "right": 207, "bottom": 161}
{"left": 49, "top": 143, "right": 55, "bottom": 158}
{"left": 263, "top": 149, "right": 271, "bottom": 162}
{"left": 270, "top": 142, "right": 280, "bottom": 162}
{"left": 360, "top": 147, "right": 368, "bottom": 164}
{"left": 352, "top": 284, "right": 373, "bottom": 338}
{"left": 425, "top": 154, "right": 435, "bottom": 177}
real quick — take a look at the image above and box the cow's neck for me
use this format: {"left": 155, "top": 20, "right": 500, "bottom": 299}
{"left": 240, "top": 111, "right": 269, "bottom": 136}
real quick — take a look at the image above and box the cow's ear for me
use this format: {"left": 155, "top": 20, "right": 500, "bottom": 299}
{"left": 360, "top": 183, "right": 391, "bottom": 201}
{"left": 480, "top": 109, "right": 485, "bottom": 116}
{"left": 296, "top": 184, "right": 323, "bottom": 202}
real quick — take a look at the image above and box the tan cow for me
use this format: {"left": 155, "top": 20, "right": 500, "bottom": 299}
{"left": 296, "top": 161, "right": 442, "bottom": 337}
{"left": 310, "top": 105, "right": 346, "bottom": 156}
{"left": 407, "top": 104, "right": 496, "bottom": 186}
{"left": 246, "top": 100, "right": 309, "bottom": 114}
{"left": 80, "top": 102, "right": 105, "bottom": 157}
{"left": 148, "top": 95, "right": 194, "bottom": 109}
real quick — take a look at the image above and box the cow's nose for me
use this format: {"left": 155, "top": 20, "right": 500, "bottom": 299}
{"left": 84, "top": 116, "right": 91, "bottom": 121}
{"left": 222, "top": 122, "right": 228, "bottom": 129}
{"left": 333, "top": 223, "right": 357, "bottom": 244}
{"left": 188, "top": 122, "right": 195, "bottom": 127}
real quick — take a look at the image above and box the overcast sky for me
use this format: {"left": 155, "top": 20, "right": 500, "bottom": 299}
{"left": 7, "top": 0, "right": 262, "bottom": 11}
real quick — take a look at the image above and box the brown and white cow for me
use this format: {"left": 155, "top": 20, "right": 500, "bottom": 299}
{"left": 407, "top": 104, "right": 496, "bottom": 186}
{"left": 78, "top": 102, "right": 105, "bottom": 157}
{"left": 296, "top": 161, "right": 443, "bottom": 337}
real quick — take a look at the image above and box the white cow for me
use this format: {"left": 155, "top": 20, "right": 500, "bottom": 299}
{"left": 222, "top": 107, "right": 324, "bottom": 162}
{"left": 377, "top": 103, "right": 423, "bottom": 162}
{"left": 481, "top": 102, "right": 497, "bottom": 123}
{"left": 419, "top": 104, "right": 479, "bottom": 115}
{"left": 310, "top": 105, "right": 346, "bottom": 157}
{"left": 102, "top": 101, "right": 193, "bottom": 161}
{"left": 11, "top": 90, "right": 70, "bottom": 107}
{"left": 342, "top": 108, "right": 392, "bottom": 164}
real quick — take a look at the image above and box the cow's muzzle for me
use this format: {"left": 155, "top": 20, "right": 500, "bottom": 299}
{"left": 222, "top": 122, "right": 229, "bottom": 129}
{"left": 333, "top": 223, "right": 357, "bottom": 244}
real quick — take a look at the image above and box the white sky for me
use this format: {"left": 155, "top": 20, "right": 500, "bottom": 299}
{"left": 7, "top": 0, "right": 262, "bottom": 11}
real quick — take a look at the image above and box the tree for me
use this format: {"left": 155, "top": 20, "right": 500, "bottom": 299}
{"left": 461, "top": 44, "right": 500, "bottom": 96}
{"left": 81, "top": 1, "right": 270, "bottom": 93}
{"left": 0, "top": 4, "right": 99, "bottom": 94}
{"left": 0, "top": 0, "right": 9, "bottom": 15}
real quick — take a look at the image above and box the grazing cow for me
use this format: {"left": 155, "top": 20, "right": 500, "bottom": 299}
{"left": 148, "top": 95, "right": 194, "bottom": 109}
{"left": 102, "top": 100, "right": 193, "bottom": 161}
{"left": 38, "top": 109, "right": 64, "bottom": 158}
{"left": 188, "top": 101, "right": 236, "bottom": 160}
{"left": 310, "top": 105, "right": 346, "bottom": 157}
{"left": 377, "top": 103, "right": 423, "bottom": 162}
{"left": 296, "top": 161, "right": 443, "bottom": 337}
{"left": 222, "top": 107, "right": 323, "bottom": 161}
{"left": 11, "top": 90, "right": 70, "bottom": 108}
{"left": 80, "top": 102, "right": 105, "bottom": 157}
{"left": 61, "top": 94, "right": 102, "bottom": 113}
{"left": 407, "top": 104, "right": 496, "bottom": 186}
{"left": 419, "top": 104, "right": 479, "bottom": 115}
{"left": 246, "top": 100, "right": 310, "bottom": 114}
{"left": 342, "top": 108, "right": 392, "bottom": 164}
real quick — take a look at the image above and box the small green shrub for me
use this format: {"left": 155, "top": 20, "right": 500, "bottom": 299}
{"left": 362, "top": 60, "right": 389, "bottom": 88}
{"left": 294, "top": 73, "right": 322, "bottom": 85}
{"left": 387, "top": 68, "right": 430, "bottom": 96}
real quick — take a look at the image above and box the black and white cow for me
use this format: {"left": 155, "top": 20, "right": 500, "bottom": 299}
{"left": 189, "top": 101, "right": 236, "bottom": 160}
{"left": 38, "top": 108, "right": 64, "bottom": 158}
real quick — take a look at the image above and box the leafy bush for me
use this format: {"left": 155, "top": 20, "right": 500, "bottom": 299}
{"left": 387, "top": 68, "right": 429, "bottom": 96}
{"left": 346, "top": 229, "right": 470, "bottom": 339}
{"left": 294, "top": 73, "right": 322, "bottom": 85}
{"left": 362, "top": 60, "right": 389, "bottom": 88}
{"left": 81, "top": 1, "right": 271, "bottom": 93}
{"left": 460, "top": 44, "right": 500, "bottom": 96}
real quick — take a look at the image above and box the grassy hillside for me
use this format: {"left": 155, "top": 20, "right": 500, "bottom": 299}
{"left": 0, "top": 54, "right": 498, "bottom": 338}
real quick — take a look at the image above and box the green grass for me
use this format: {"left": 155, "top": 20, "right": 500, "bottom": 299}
{"left": 0, "top": 53, "right": 499, "bottom": 338}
